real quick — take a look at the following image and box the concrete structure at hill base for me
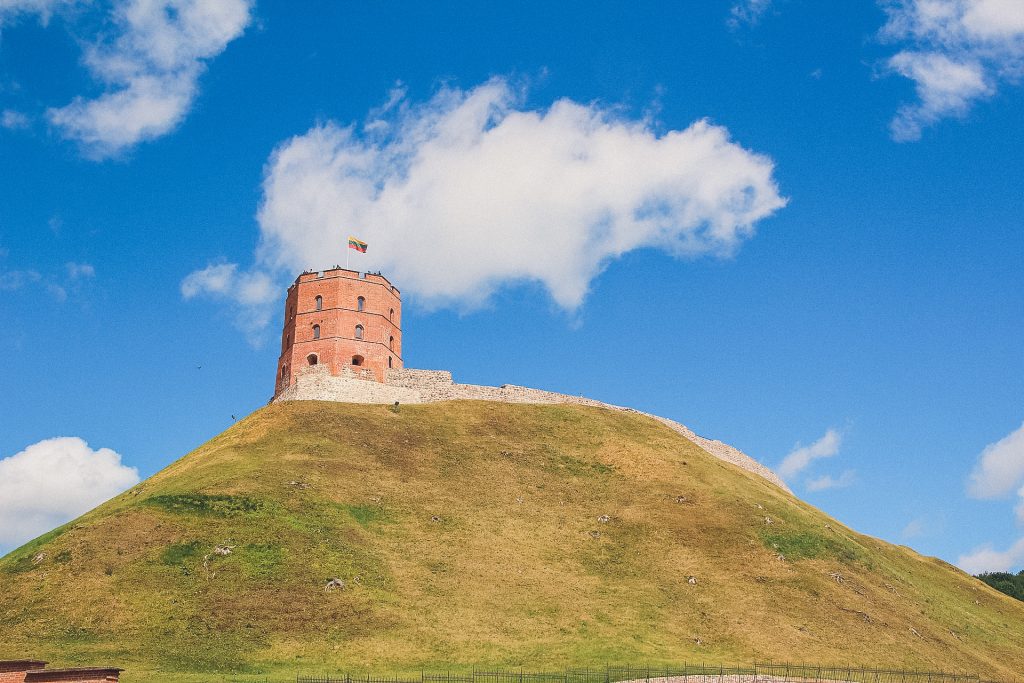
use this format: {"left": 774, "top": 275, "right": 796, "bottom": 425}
{"left": 272, "top": 269, "right": 790, "bottom": 493}
{"left": 0, "top": 661, "right": 121, "bottom": 683}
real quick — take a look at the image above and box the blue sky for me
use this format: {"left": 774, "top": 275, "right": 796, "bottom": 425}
{"left": 1, "top": 1, "right": 1023, "bottom": 572}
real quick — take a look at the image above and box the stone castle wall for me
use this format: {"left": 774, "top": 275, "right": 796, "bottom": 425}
{"left": 274, "top": 365, "right": 790, "bottom": 493}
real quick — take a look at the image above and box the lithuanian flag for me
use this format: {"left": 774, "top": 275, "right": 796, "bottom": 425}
{"left": 348, "top": 236, "right": 368, "bottom": 253}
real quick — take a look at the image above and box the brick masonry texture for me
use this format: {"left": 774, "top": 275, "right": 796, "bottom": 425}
{"left": 275, "top": 269, "right": 402, "bottom": 394}
{"left": 24, "top": 671, "right": 121, "bottom": 683}
{"left": 0, "top": 664, "right": 120, "bottom": 683}
{"left": 275, "top": 365, "right": 791, "bottom": 493}
{"left": 0, "top": 662, "right": 46, "bottom": 683}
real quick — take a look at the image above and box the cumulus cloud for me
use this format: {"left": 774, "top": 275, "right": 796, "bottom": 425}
{"left": 806, "top": 469, "right": 856, "bottom": 492}
{"left": 1, "top": 260, "right": 93, "bottom": 300}
{"left": 881, "top": 0, "right": 1024, "bottom": 140}
{"left": 778, "top": 428, "right": 842, "bottom": 479}
{"left": 188, "top": 78, "right": 785, "bottom": 329}
{"left": 44, "top": 0, "right": 252, "bottom": 157}
{"left": 0, "top": 0, "right": 71, "bottom": 25}
{"left": 181, "top": 262, "right": 277, "bottom": 342}
{"left": 958, "top": 537, "right": 1024, "bottom": 574}
{"left": 958, "top": 422, "right": 1024, "bottom": 573}
{"left": 1, "top": 109, "right": 30, "bottom": 129}
{"left": 65, "top": 261, "right": 95, "bottom": 279}
{"left": 901, "top": 517, "right": 926, "bottom": 539}
{"left": 728, "top": 0, "right": 773, "bottom": 29}
{"left": 0, "top": 437, "right": 139, "bottom": 551}
{"left": 967, "top": 421, "right": 1024, "bottom": 499}
{"left": 0, "top": 268, "right": 41, "bottom": 291}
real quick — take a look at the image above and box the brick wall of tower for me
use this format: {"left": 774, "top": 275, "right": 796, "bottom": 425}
{"left": 275, "top": 269, "right": 402, "bottom": 395}
{"left": 0, "top": 661, "right": 46, "bottom": 683}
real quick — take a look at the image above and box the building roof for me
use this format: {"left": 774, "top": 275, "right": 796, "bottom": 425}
{"left": 25, "top": 667, "right": 123, "bottom": 680}
{"left": 0, "top": 660, "right": 47, "bottom": 671}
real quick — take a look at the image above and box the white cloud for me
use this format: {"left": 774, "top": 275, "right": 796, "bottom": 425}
{"left": 0, "top": 269, "right": 41, "bottom": 291}
{"left": 181, "top": 262, "right": 277, "bottom": 342}
{"left": 728, "top": 0, "right": 773, "bottom": 29}
{"left": 902, "top": 517, "right": 926, "bottom": 539}
{"left": 1015, "top": 485, "right": 1024, "bottom": 524}
{"left": 0, "top": 0, "right": 71, "bottom": 25}
{"left": 0, "top": 437, "right": 139, "bottom": 551}
{"left": 1, "top": 262, "right": 91, "bottom": 300}
{"left": 958, "top": 537, "right": 1024, "bottom": 574}
{"left": 880, "top": 0, "right": 1024, "bottom": 140}
{"left": 46, "top": 282, "right": 66, "bottom": 301}
{"left": 960, "top": 422, "right": 1024, "bottom": 573}
{"left": 887, "top": 51, "right": 992, "bottom": 140}
{"left": 65, "top": 261, "right": 95, "bottom": 279}
{"left": 778, "top": 428, "right": 842, "bottom": 479}
{"left": 967, "top": 421, "right": 1024, "bottom": 499}
{"left": 1, "top": 109, "right": 30, "bottom": 129}
{"left": 44, "top": 0, "right": 252, "bottom": 157}
{"left": 191, "top": 77, "right": 785, "bottom": 329}
{"left": 806, "top": 469, "right": 856, "bottom": 491}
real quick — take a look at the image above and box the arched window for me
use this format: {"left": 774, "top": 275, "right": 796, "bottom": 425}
{"left": 389, "top": 335, "right": 394, "bottom": 351}
{"left": 354, "top": 324, "right": 364, "bottom": 340}
{"left": 315, "top": 295, "right": 322, "bottom": 311}
{"left": 352, "top": 355, "right": 364, "bottom": 366}
{"left": 389, "top": 308, "right": 394, "bottom": 321}
{"left": 357, "top": 296, "right": 365, "bottom": 311}
{"left": 307, "top": 354, "right": 318, "bottom": 366}
{"left": 312, "top": 324, "right": 320, "bottom": 340}
{"left": 388, "top": 356, "right": 392, "bottom": 369}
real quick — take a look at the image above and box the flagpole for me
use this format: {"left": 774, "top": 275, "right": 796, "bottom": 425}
{"left": 346, "top": 244, "right": 350, "bottom": 271}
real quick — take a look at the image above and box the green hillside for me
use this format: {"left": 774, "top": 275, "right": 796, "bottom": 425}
{"left": 2, "top": 401, "right": 1023, "bottom": 682}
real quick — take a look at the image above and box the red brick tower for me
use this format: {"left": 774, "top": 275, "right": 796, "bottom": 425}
{"left": 275, "top": 269, "right": 402, "bottom": 396}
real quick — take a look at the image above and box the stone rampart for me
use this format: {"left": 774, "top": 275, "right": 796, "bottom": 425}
{"left": 273, "top": 365, "right": 790, "bottom": 493}
{"left": 275, "top": 365, "right": 421, "bottom": 404}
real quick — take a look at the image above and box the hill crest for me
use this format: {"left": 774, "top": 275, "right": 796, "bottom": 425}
{"left": 276, "top": 365, "right": 790, "bottom": 492}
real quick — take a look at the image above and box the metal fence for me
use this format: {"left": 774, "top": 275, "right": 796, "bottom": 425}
{"left": 296, "top": 664, "right": 1009, "bottom": 683}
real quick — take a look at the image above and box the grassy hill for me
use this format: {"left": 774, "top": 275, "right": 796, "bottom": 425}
{"left": 2, "top": 401, "right": 1023, "bottom": 682}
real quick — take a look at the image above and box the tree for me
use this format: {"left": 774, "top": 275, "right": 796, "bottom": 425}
{"left": 976, "top": 570, "right": 1024, "bottom": 602}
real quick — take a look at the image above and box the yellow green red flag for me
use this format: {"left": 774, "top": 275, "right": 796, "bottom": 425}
{"left": 348, "top": 236, "right": 368, "bottom": 253}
